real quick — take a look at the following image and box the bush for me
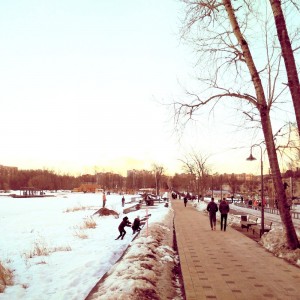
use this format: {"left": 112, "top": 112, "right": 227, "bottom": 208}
{"left": 74, "top": 230, "right": 88, "bottom": 239}
{"left": 81, "top": 217, "right": 96, "bottom": 229}
{"left": 0, "top": 261, "right": 13, "bottom": 293}
{"left": 64, "top": 205, "right": 87, "bottom": 213}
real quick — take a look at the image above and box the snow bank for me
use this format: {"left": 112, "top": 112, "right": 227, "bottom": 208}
{"left": 86, "top": 208, "right": 182, "bottom": 300}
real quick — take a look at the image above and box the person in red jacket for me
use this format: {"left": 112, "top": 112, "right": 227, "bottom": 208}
{"left": 207, "top": 197, "right": 218, "bottom": 230}
{"left": 219, "top": 197, "right": 230, "bottom": 231}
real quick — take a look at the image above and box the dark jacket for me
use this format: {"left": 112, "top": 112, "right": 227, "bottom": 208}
{"left": 118, "top": 217, "right": 131, "bottom": 231}
{"left": 132, "top": 217, "right": 141, "bottom": 231}
{"left": 207, "top": 201, "right": 218, "bottom": 214}
{"left": 219, "top": 200, "right": 230, "bottom": 214}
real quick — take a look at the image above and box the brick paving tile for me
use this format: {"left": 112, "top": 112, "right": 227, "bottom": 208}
{"left": 173, "top": 199, "right": 300, "bottom": 300}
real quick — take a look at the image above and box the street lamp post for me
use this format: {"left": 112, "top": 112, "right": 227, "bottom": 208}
{"left": 246, "top": 144, "right": 264, "bottom": 234}
{"left": 220, "top": 174, "right": 223, "bottom": 200}
{"left": 211, "top": 175, "right": 213, "bottom": 198}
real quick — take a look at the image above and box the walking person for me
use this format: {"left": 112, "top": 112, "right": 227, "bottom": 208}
{"left": 115, "top": 216, "right": 131, "bottom": 240}
{"left": 121, "top": 195, "right": 125, "bottom": 207}
{"left": 102, "top": 192, "right": 107, "bottom": 208}
{"left": 184, "top": 197, "right": 188, "bottom": 207}
{"left": 219, "top": 197, "right": 230, "bottom": 231}
{"left": 253, "top": 199, "right": 258, "bottom": 210}
{"left": 198, "top": 194, "right": 202, "bottom": 203}
{"left": 207, "top": 197, "right": 218, "bottom": 230}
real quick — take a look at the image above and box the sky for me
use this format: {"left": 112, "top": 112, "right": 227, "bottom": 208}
{"left": 0, "top": 192, "right": 299, "bottom": 299}
{"left": 0, "top": 0, "right": 296, "bottom": 177}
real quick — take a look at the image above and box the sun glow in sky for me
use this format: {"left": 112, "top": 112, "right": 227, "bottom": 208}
{"left": 0, "top": 0, "right": 293, "bottom": 176}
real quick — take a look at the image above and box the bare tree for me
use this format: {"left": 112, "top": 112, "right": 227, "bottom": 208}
{"left": 269, "top": 0, "right": 300, "bottom": 136}
{"left": 152, "top": 163, "right": 165, "bottom": 196}
{"left": 179, "top": 152, "right": 211, "bottom": 199}
{"left": 176, "top": 0, "right": 299, "bottom": 249}
{"left": 227, "top": 174, "right": 240, "bottom": 197}
{"left": 276, "top": 123, "right": 300, "bottom": 169}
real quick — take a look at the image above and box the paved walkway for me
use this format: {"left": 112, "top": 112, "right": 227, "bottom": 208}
{"left": 173, "top": 200, "right": 300, "bottom": 300}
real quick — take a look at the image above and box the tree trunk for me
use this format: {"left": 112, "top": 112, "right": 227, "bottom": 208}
{"left": 223, "top": 0, "right": 299, "bottom": 249}
{"left": 269, "top": 0, "right": 300, "bottom": 136}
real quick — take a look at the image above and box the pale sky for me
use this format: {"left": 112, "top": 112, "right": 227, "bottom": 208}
{"left": 0, "top": 0, "right": 295, "bottom": 176}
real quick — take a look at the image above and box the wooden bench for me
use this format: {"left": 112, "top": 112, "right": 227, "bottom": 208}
{"left": 240, "top": 215, "right": 258, "bottom": 231}
{"left": 252, "top": 220, "right": 273, "bottom": 237}
{"left": 123, "top": 204, "right": 141, "bottom": 214}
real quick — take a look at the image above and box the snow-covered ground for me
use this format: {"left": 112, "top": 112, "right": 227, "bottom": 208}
{"left": 0, "top": 192, "right": 177, "bottom": 300}
{"left": 1, "top": 193, "right": 299, "bottom": 300}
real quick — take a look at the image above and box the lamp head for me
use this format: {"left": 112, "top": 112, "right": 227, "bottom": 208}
{"left": 246, "top": 153, "right": 257, "bottom": 161}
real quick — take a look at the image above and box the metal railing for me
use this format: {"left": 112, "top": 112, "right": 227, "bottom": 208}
{"left": 234, "top": 202, "right": 300, "bottom": 220}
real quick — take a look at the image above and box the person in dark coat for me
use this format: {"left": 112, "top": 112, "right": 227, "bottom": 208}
{"left": 207, "top": 197, "right": 218, "bottom": 230}
{"left": 121, "top": 196, "right": 125, "bottom": 207}
{"left": 132, "top": 216, "right": 141, "bottom": 234}
{"left": 184, "top": 197, "right": 188, "bottom": 207}
{"left": 115, "top": 216, "right": 131, "bottom": 240}
{"left": 102, "top": 192, "right": 107, "bottom": 208}
{"left": 219, "top": 197, "right": 230, "bottom": 231}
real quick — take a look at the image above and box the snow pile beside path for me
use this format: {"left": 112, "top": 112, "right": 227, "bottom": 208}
{"left": 260, "top": 227, "right": 300, "bottom": 267}
{"left": 193, "top": 200, "right": 207, "bottom": 212}
{"left": 87, "top": 208, "right": 183, "bottom": 300}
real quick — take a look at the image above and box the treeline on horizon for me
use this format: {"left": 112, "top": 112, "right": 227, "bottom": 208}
{"left": 0, "top": 167, "right": 299, "bottom": 194}
{"left": 0, "top": 168, "right": 166, "bottom": 192}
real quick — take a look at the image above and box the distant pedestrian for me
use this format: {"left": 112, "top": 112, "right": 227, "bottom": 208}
{"left": 184, "top": 197, "right": 188, "bottom": 207}
{"left": 219, "top": 197, "right": 230, "bottom": 231}
{"left": 102, "top": 192, "right": 107, "bottom": 208}
{"left": 253, "top": 199, "right": 258, "bottom": 210}
{"left": 132, "top": 216, "right": 141, "bottom": 234}
{"left": 207, "top": 197, "right": 218, "bottom": 230}
{"left": 115, "top": 216, "right": 132, "bottom": 240}
{"left": 198, "top": 194, "right": 202, "bottom": 203}
{"left": 121, "top": 195, "right": 125, "bottom": 207}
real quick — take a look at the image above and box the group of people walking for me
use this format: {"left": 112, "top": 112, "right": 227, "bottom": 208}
{"left": 207, "top": 197, "right": 230, "bottom": 231}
